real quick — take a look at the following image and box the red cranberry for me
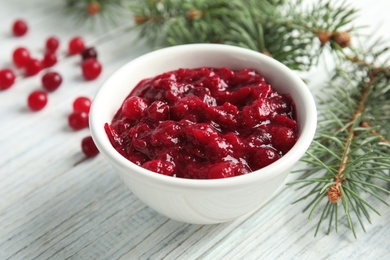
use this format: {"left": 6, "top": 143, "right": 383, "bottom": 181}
{"left": 73, "top": 96, "right": 91, "bottom": 113}
{"left": 45, "top": 36, "right": 60, "bottom": 52}
{"left": 185, "top": 123, "right": 218, "bottom": 145}
{"left": 204, "top": 137, "right": 233, "bottom": 161}
{"left": 24, "top": 59, "right": 42, "bottom": 76}
{"left": 12, "top": 47, "right": 31, "bottom": 68}
{"left": 207, "top": 162, "right": 237, "bottom": 179}
{"left": 81, "top": 58, "right": 102, "bottom": 80}
{"left": 272, "top": 114, "right": 297, "bottom": 128}
{"left": 205, "top": 102, "right": 239, "bottom": 130}
{"left": 42, "top": 52, "right": 57, "bottom": 68}
{"left": 270, "top": 126, "right": 297, "bottom": 154}
{"left": 68, "top": 111, "right": 89, "bottom": 130}
{"left": 12, "top": 19, "right": 28, "bottom": 36}
{"left": 68, "top": 36, "right": 85, "bottom": 55}
{"left": 0, "top": 69, "right": 16, "bottom": 90}
{"left": 251, "top": 147, "right": 280, "bottom": 169}
{"left": 145, "top": 101, "right": 169, "bottom": 122}
{"left": 184, "top": 163, "right": 209, "bottom": 179}
{"left": 42, "top": 72, "right": 62, "bottom": 92}
{"left": 81, "top": 136, "right": 99, "bottom": 157}
{"left": 150, "top": 121, "right": 181, "bottom": 146}
{"left": 81, "top": 47, "right": 98, "bottom": 61}
{"left": 27, "top": 90, "right": 48, "bottom": 111}
{"left": 121, "top": 96, "right": 148, "bottom": 121}
{"left": 142, "top": 160, "right": 175, "bottom": 176}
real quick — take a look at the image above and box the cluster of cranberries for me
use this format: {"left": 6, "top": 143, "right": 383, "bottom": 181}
{"left": 0, "top": 19, "right": 100, "bottom": 158}
{"left": 106, "top": 67, "right": 298, "bottom": 179}
{"left": 0, "top": 20, "right": 102, "bottom": 91}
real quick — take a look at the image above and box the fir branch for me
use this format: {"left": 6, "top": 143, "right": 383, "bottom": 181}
{"left": 129, "top": 0, "right": 244, "bottom": 46}
{"left": 127, "top": 0, "right": 358, "bottom": 71}
{"left": 289, "top": 43, "right": 390, "bottom": 236}
{"left": 64, "top": 0, "right": 128, "bottom": 27}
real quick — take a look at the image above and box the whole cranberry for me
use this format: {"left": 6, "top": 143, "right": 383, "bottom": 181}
{"left": 42, "top": 52, "right": 57, "bottom": 68}
{"left": 68, "top": 111, "right": 89, "bottom": 130}
{"left": 81, "top": 136, "right": 99, "bottom": 157}
{"left": 121, "top": 96, "right": 148, "bottom": 121}
{"left": 24, "top": 58, "right": 42, "bottom": 76}
{"left": 81, "top": 58, "right": 102, "bottom": 80}
{"left": 270, "top": 126, "right": 297, "bottom": 154}
{"left": 73, "top": 96, "right": 92, "bottom": 113}
{"left": 68, "top": 36, "right": 85, "bottom": 55}
{"left": 27, "top": 90, "right": 48, "bottom": 111}
{"left": 45, "top": 36, "right": 60, "bottom": 52}
{"left": 12, "top": 47, "right": 31, "bottom": 68}
{"left": 0, "top": 69, "right": 16, "bottom": 90}
{"left": 251, "top": 147, "right": 280, "bottom": 169}
{"left": 81, "top": 47, "right": 98, "bottom": 61}
{"left": 12, "top": 19, "right": 28, "bottom": 36}
{"left": 42, "top": 72, "right": 62, "bottom": 92}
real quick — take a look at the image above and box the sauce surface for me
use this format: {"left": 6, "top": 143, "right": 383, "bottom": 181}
{"left": 105, "top": 67, "right": 298, "bottom": 179}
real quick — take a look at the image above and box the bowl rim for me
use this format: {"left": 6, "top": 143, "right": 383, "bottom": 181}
{"left": 90, "top": 43, "right": 317, "bottom": 189}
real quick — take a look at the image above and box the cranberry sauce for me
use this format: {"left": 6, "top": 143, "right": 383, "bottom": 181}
{"left": 105, "top": 67, "right": 298, "bottom": 179}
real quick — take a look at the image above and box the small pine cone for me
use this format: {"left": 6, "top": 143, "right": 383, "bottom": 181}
{"left": 87, "top": 1, "right": 100, "bottom": 15}
{"left": 262, "top": 51, "right": 272, "bottom": 57}
{"left": 317, "top": 31, "right": 332, "bottom": 45}
{"left": 187, "top": 9, "right": 204, "bottom": 21}
{"left": 327, "top": 184, "right": 342, "bottom": 203}
{"left": 331, "top": 31, "right": 351, "bottom": 48}
{"left": 135, "top": 15, "right": 148, "bottom": 25}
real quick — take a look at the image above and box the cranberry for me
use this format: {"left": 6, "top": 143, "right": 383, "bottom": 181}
{"left": 68, "top": 36, "right": 85, "bottom": 55}
{"left": 185, "top": 123, "right": 218, "bottom": 145}
{"left": 42, "top": 72, "right": 62, "bottom": 92}
{"left": 12, "top": 19, "right": 28, "bottom": 36}
{"left": 73, "top": 96, "right": 91, "bottom": 113}
{"left": 42, "top": 52, "right": 57, "bottom": 68}
{"left": 207, "top": 162, "right": 237, "bottom": 179}
{"left": 81, "top": 136, "right": 99, "bottom": 157}
{"left": 24, "top": 59, "right": 42, "bottom": 76}
{"left": 121, "top": 96, "right": 148, "bottom": 121}
{"left": 272, "top": 114, "right": 297, "bottom": 128}
{"left": 81, "top": 47, "right": 98, "bottom": 61}
{"left": 145, "top": 101, "right": 169, "bottom": 122}
{"left": 252, "top": 84, "right": 272, "bottom": 99}
{"left": 270, "top": 126, "right": 297, "bottom": 153}
{"left": 45, "top": 36, "right": 60, "bottom": 52}
{"left": 170, "top": 95, "right": 206, "bottom": 121}
{"left": 205, "top": 102, "right": 239, "bottom": 130}
{"left": 142, "top": 160, "right": 175, "bottom": 176}
{"left": 150, "top": 121, "right": 181, "bottom": 146}
{"left": 0, "top": 69, "right": 16, "bottom": 90}
{"left": 27, "top": 90, "right": 48, "bottom": 111}
{"left": 81, "top": 58, "right": 102, "bottom": 80}
{"left": 68, "top": 111, "right": 89, "bottom": 130}
{"left": 251, "top": 147, "right": 280, "bottom": 169}
{"left": 204, "top": 137, "right": 233, "bottom": 161}
{"left": 12, "top": 47, "right": 31, "bottom": 68}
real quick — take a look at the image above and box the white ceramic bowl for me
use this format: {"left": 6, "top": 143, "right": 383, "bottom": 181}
{"left": 90, "top": 44, "right": 317, "bottom": 224}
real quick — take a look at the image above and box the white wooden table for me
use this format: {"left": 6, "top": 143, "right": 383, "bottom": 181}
{"left": 1, "top": 1, "right": 389, "bottom": 259}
